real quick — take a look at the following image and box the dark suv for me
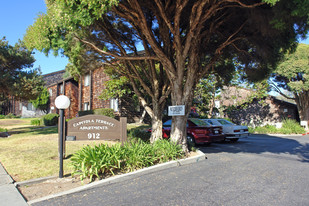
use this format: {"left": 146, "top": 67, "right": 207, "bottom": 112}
{"left": 162, "top": 118, "right": 225, "bottom": 146}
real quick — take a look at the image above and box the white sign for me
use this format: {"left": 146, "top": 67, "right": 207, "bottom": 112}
{"left": 168, "top": 105, "right": 185, "bottom": 116}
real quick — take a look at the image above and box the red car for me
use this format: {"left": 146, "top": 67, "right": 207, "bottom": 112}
{"left": 162, "top": 118, "right": 225, "bottom": 146}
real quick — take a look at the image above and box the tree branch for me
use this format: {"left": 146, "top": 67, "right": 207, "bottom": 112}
{"left": 74, "top": 35, "right": 159, "bottom": 61}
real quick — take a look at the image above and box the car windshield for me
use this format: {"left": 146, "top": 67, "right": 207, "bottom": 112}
{"left": 217, "top": 119, "right": 234, "bottom": 125}
{"left": 163, "top": 119, "right": 172, "bottom": 127}
{"left": 190, "top": 119, "right": 210, "bottom": 126}
{"left": 206, "top": 120, "right": 215, "bottom": 125}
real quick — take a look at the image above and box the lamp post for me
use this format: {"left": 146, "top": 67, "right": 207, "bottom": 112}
{"left": 55, "top": 95, "right": 70, "bottom": 178}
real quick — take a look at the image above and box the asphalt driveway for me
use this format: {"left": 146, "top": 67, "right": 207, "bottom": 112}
{"left": 33, "top": 134, "right": 309, "bottom": 206}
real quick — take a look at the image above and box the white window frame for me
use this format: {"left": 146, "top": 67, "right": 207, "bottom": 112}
{"left": 84, "top": 74, "right": 91, "bottom": 86}
{"left": 27, "top": 103, "right": 35, "bottom": 111}
{"left": 60, "top": 84, "right": 64, "bottom": 94}
{"left": 83, "top": 102, "right": 90, "bottom": 111}
{"left": 49, "top": 88, "right": 53, "bottom": 97}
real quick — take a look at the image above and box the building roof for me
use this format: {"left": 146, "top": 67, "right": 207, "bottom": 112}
{"left": 43, "top": 70, "right": 66, "bottom": 86}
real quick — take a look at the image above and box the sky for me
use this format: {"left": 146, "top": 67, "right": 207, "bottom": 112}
{"left": 0, "top": 0, "right": 68, "bottom": 75}
{"left": 0, "top": 1, "right": 308, "bottom": 76}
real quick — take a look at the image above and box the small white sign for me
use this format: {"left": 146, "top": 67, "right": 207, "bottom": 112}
{"left": 168, "top": 105, "right": 185, "bottom": 116}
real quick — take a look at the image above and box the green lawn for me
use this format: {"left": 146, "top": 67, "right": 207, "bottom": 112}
{"left": 0, "top": 119, "right": 119, "bottom": 181}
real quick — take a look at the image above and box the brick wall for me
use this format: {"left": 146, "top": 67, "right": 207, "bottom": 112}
{"left": 91, "top": 67, "right": 111, "bottom": 109}
{"left": 81, "top": 67, "right": 111, "bottom": 111}
{"left": 65, "top": 81, "right": 79, "bottom": 119}
{"left": 48, "top": 84, "right": 58, "bottom": 114}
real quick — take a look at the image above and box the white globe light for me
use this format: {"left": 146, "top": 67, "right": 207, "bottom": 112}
{"left": 55, "top": 95, "right": 71, "bottom": 109}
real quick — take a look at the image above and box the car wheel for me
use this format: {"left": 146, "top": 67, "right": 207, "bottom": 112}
{"left": 187, "top": 135, "right": 196, "bottom": 148}
{"left": 230, "top": 138, "right": 239, "bottom": 142}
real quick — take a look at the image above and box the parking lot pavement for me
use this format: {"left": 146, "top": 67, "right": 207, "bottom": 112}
{"left": 32, "top": 134, "right": 309, "bottom": 206}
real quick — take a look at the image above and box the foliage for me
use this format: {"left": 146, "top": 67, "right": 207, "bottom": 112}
{"left": 41, "top": 113, "right": 59, "bottom": 126}
{"left": 78, "top": 110, "right": 94, "bottom": 117}
{"left": 194, "top": 75, "right": 224, "bottom": 117}
{"left": 30, "top": 119, "right": 41, "bottom": 126}
{"left": 24, "top": 0, "right": 309, "bottom": 148}
{"left": 70, "top": 139, "right": 184, "bottom": 181}
{"left": 0, "top": 115, "right": 4, "bottom": 119}
{"left": 251, "top": 119, "right": 305, "bottom": 134}
{"left": 280, "top": 119, "right": 306, "bottom": 134}
{"left": 128, "top": 128, "right": 151, "bottom": 142}
{"left": 5, "top": 113, "right": 20, "bottom": 119}
{"left": 0, "top": 128, "right": 7, "bottom": 132}
{"left": 99, "top": 76, "right": 131, "bottom": 100}
{"left": 93, "top": 108, "right": 115, "bottom": 118}
{"left": 251, "top": 124, "right": 278, "bottom": 134}
{"left": 78, "top": 108, "right": 115, "bottom": 118}
{"left": 271, "top": 43, "right": 309, "bottom": 120}
{"left": 30, "top": 87, "right": 50, "bottom": 112}
{"left": 0, "top": 38, "right": 45, "bottom": 100}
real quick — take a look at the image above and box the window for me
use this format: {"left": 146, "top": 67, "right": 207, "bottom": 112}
{"left": 49, "top": 88, "right": 53, "bottom": 97}
{"left": 60, "top": 84, "right": 64, "bottom": 94}
{"left": 84, "top": 74, "right": 91, "bottom": 86}
{"left": 110, "top": 98, "right": 119, "bottom": 112}
{"left": 27, "top": 103, "right": 34, "bottom": 111}
{"left": 83, "top": 102, "right": 90, "bottom": 111}
{"left": 163, "top": 119, "right": 172, "bottom": 127}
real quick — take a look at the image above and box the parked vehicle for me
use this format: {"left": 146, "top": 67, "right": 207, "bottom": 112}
{"left": 162, "top": 118, "right": 225, "bottom": 146}
{"left": 203, "top": 119, "right": 249, "bottom": 142}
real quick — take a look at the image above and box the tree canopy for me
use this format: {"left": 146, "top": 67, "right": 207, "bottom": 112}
{"left": 0, "top": 37, "right": 44, "bottom": 101}
{"left": 271, "top": 43, "right": 309, "bottom": 121}
{"left": 24, "top": 0, "right": 309, "bottom": 151}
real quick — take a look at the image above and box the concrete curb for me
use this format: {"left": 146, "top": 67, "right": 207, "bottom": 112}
{"left": 15, "top": 176, "right": 57, "bottom": 187}
{"left": 27, "top": 150, "right": 206, "bottom": 205}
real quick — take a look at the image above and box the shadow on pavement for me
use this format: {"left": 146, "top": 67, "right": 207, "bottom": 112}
{"left": 198, "top": 134, "right": 309, "bottom": 163}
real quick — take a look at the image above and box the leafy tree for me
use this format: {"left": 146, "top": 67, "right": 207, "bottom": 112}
{"left": 30, "top": 87, "right": 50, "bottom": 112}
{"left": 0, "top": 37, "right": 44, "bottom": 108}
{"left": 24, "top": 0, "right": 308, "bottom": 152}
{"left": 271, "top": 43, "right": 309, "bottom": 122}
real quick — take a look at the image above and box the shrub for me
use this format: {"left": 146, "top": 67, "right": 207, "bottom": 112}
{"left": 31, "top": 119, "right": 41, "bottom": 126}
{"left": 70, "top": 139, "right": 184, "bottom": 182}
{"left": 78, "top": 110, "right": 94, "bottom": 117}
{"left": 42, "top": 113, "right": 59, "bottom": 126}
{"left": 152, "top": 139, "right": 183, "bottom": 163}
{"left": 94, "top": 108, "right": 115, "bottom": 118}
{"left": 128, "top": 128, "right": 151, "bottom": 142}
{"left": 279, "top": 119, "right": 305, "bottom": 134}
{"left": 5, "top": 113, "right": 16, "bottom": 119}
{"left": 0, "top": 115, "right": 5, "bottom": 119}
{"left": 250, "top": 119, "right": 305, "bottom": 134}
{"left": 252, "top": 124, "right": 278, "bottom": 134}
{"left": 0, "top": 128, "right": 7, "bottom": 132}
{"left": 70, "top": 144, "right": 124, "bottom": 181}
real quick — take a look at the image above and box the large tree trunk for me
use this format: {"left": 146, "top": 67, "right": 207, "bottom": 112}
{"left": 149, "top": 100, "right": 163, "bottom": 143}
{"left": 295, "top": 92, "right": 309, "bottom": 123}
{"left": 169, "top": 74, "right": 195, "bottom": 153}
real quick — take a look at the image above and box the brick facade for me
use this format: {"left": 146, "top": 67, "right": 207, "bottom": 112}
{"left": 79, "top": 68, "right": 111, "bottom": 112}
{"left": 0, "top": 96, "right": 23, "bottom": 116}
{"left": 43, "top": 66, "right": 142, "bottom": 122}
{"left": 91, "top": 67, "right": 111, "bottom": 109}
